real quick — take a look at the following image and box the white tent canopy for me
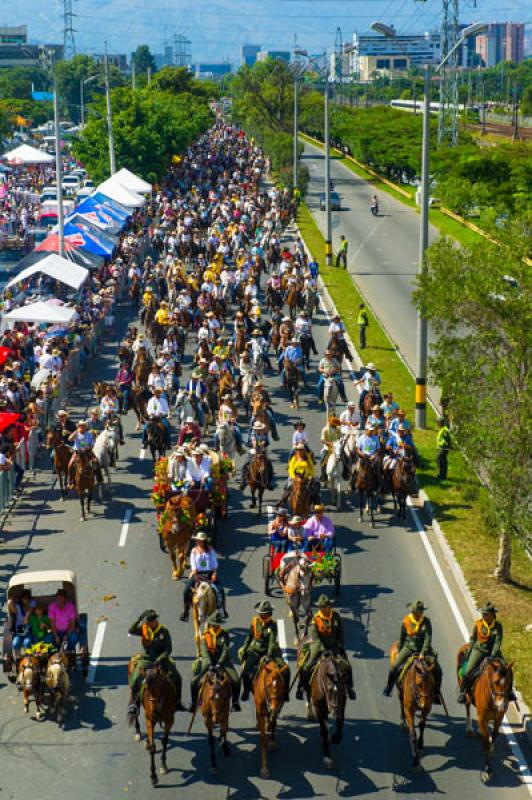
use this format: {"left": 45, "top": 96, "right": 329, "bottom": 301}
{"left": 5, "top": 254, "right": 89, "bottom": 292}
{"left": 114, "top": 167, "right": 152, "bottom": 194}
{"left": 96, "top": 177, "right": 145, "bottom": 208}
{"left": 2, "top": 144, "right": 54, "bottom": 165}
{"left": 4, "top": 301, "right": 76, "bottom": 325}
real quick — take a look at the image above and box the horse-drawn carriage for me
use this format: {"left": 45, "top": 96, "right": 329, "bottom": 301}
{"left": 262, "top": 545, "right": 341, "bottom": 597}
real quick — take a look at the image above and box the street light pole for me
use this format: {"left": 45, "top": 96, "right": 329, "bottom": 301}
{"left": 80, "top": 78, "right": 85, "bottom": 127}
{"left": 104, "top": 43, "right": 116, "bottom": 175}
{"left": 415, "top": 65, "right": 431, "bottom": 428}
{"left": 293, "top": 71, "right": 298, "bottom": 190}
{"left": 53, "top": 78, "right": 65, "bottom": 258}
{"left": 324, "top": 70, "right": 332, "bottom": 266}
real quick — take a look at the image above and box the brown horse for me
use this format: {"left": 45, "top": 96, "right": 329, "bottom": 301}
{"left": 248, "top": 451, "right": 270, "bottom": 513}
{"left": 217, "top": 372, "right": 234, "bottom": 405}
{"left": 390, "top": 453, "right": 416, "bottom": 519}
{"left": 135, "top": 352, "right": 152, "bottom": 390}
{"left": 128, "top": 660, "right": 176, "bottom": 786}
{"left": 46, "top": 428, "right": 70, "bottom": 499}
{"left": 308, "top": 653, "right": 347, "bottom": 769}
{"left": 270, "top": 320, "right": 281, "bottom": 354}
{"left": 288, "top": 473, "right": 312, "bottom": 517}
{"left": 456, "top": 647, "right": 514, "bottom": 783}
{"left": 199, "top": 667, "right": 232, "bottom": 773}
{"left": 287, "top": 285, "right": 301, "bottom": 321}
{"left": 17, "top": 655, "right": 43, "bottom": 719}
{"left": 362, "top": 386, "right": 381, "bottom": 421}
{"left": 351, "top": 455, "right": 381, "bottom": 527}
{"left": 390, "top": 643, "right": 436, "bottom": 769}
{"left": 161, "top": 494, "right": 196, "bottom": 580}
{"left": 235, "top": 327, "right": 247, "bottom": 357}
{"left": 45, "top": 652, "right": 70, "bottom": 726}
{"left": 73, "top": 450, "right": 95, "bottom": 521}
{"left": 253, "top": 659, "right": 287, "bottom": 779}
{"left": 284, "top": 358, "right": 300, "bottom": 409}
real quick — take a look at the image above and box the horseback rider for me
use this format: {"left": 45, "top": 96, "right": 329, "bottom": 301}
{"left": 327, "top": 314, "right": 351, "bottom": 360}
{"left": 53, "top": 409, "right": 76, "bottom": 444}
{"left": 280, "top": 443, "right": 320, "bottom": 506}
{"left": 355, "top": 422, "right": 382, "bottom": 478}
{"left": 239, "top": 421, "right": 274, "bottom": 491}
{"left": 279, "top": 337, "right": 305, "bottom": 387}
{"left": 238, "top": 600, "right": 290, "bottom": 702}
{"left": 128, "top": 609, "right": 185, "bottom": 715}
{"left": 190, "top": 610, "right": 241, "bottom": 712}
{"left": 143, "top": 386, "right": 171, "bottom": 449}
{"left": 383, "top": 600, "right": 443, "bottom": 703}
{"left": 180, "top": 531, "right": 227, "bottom": 621}
{"left": 317, "top": 349, "right": 347, "bottom": 403}
{"left": 353, "top": 363, "right": 382, "bottom": 414}
{"left": 67, "top": 419, "right": 102, "bottom": 486}
{"left": 297, "top": 595, "right": 356, "bottom": 701}
{"left": 457, "top": 602, "right": 516, "bottom": 704}
{"left": 99, "top": 385, "right": 124, "bottom": 446}
{"left": 319, "top": 415, "right": 342, "bottom": 482}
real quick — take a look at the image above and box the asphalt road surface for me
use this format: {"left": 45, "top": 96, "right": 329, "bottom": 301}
{"left": 0, "top": 258, "right": 529, "bottom": 799}
{"left": 303, "top": 140, "right": 440, "bottom": 403}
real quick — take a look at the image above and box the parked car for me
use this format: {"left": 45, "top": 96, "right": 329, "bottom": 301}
{"left": 61, "top": 174, "right": 81, "bottom": 195}
{"left": 319, "top": 191, "right": 341, "bottom": 211}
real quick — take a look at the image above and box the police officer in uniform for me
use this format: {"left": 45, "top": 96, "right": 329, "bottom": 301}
{"left": 128, "top": 609, "right": 184, "bottom": 714}
{"left": 458, "top": 601, "right": 515, "bottom": 703}
{"left": 238, "top": 600, "right": 290, "bottom": 701}
{"left": 190, "top": 610, "right": 241, "bottom": 712}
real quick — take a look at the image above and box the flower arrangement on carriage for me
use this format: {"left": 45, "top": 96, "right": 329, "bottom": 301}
{"left": 211, "top": 456, "right": 232, "bottom": 518}
{"left": 151, "top": 457, "right": 171, "bottom": 517}
{"left": 309, "top": 552, "right": 338, "bottom": 583}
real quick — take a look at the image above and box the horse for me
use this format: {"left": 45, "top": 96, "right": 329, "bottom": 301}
{"left": 308, "top": 653, "right": 347, "bottom": 769}
{"left": 390, "top": 644, "right": 436, "bottom": 770}
{"left": 215, "top": 421, "right": 238, "bottom": 461}
{"left": 235, "top": 328, "right": 247, "bottom": 357}
{"left": 45, "top": 652, "right": 70, "bottom": 726}
{"left": 279, "top": 558, "right": 313, "bottom": 643}
{"left": 299, "top": 332, "right": 312, "bottom": 369}
{"left": 192, "top": 580, "right": 217, "bottom": 656}
{"left": 93, "top": 429, "right": 114, "bottom": 496}
{"left": 325, "top": 439, "right": 343, "bottom": 511}
{"left": 73, "top": 450, "right": 95, "bottom": 522}
{"left": 45, "top": 428, "right": 70, "bottom": 500}
{"left": 175, "top": 390, "right": 201, "bottom": 427}
{"left": 328, "top": 334, "right": 344, "bottom": 365}
{"left": 247, "top": 450, "right": 270, "bottom": 513}
{"left": 287, "top": 285, "right": 301, "bottom": 321}
{"left": 323, "top": 375, "right": 339, "bottom": 415}
{"left": 303, "top": 286, "right": 318, "bottom": 318}
{"left": 351, "top": 455, "right": 380, "bottom": 527}
{"left": 128, "top": 661, "right": 176, "bottom": 786}
{"left": 251, "top": 349, "right": 264, "bottom": 381}
{"left": 17, "top": 655, "right": 43, "bottom": 719}
{"left": 253, "top": 660, "right": 287, "bottom": 779}
{"left": 456, "top": 648, "right": 514, "bottom": 783}
{"left": 390, "top": 454, "right": 416, "bottom": 519}
{"left": 362, "top": 385, "right": 381, "bottom": 423}
{"left": 130, "top": 277, "right": 141, "bottom": 311}
{"left": 130, "top": 387, "right": 150, "bottom": 431}
{"left": 161, "top": 494, "right": 196, "bottom": 580}
{"left": 240, "top": 370, "right": 253, "bottom": 418}
{"left": 199, "top": 667, "right": 232, "bottom": 773}
{"left": 145, "top": 418, "right": 167, "bottom": 463}
{"left": 135, "top": 352, "right": 152, "bottom": 390}
{"left": 284, "top": 358, "right": 300, "bottom": 409}
{"left": 288, "top": 473, "right": 313, "bottom": 518}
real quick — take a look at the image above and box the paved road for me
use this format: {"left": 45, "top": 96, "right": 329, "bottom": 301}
{"left": 0, "top": 255, "right": 529, "bottom": 798}
{"left": 303, "top": 140, "right": 440, "bottom": 402}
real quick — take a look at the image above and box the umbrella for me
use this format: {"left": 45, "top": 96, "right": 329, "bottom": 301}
{"left": 0, "top": 346, "right": 14, "bottom": 367}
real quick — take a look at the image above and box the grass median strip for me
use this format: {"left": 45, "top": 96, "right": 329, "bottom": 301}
{"left": 297, "top": 200, "right": 532, "bottom": 707}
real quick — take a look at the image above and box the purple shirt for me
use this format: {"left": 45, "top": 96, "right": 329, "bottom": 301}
{"left": 48, "top": 600, "right": 77, "bottom": 633}
{"left": 303, "top": 515, "right": 335, "bottom": 540}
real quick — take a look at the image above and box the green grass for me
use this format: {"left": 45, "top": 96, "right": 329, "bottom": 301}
{"left": 298, "top": 201, "right": 532, "bottom": 706}
{"left": 300, "top": 133, "right": 482, "bottom": 249}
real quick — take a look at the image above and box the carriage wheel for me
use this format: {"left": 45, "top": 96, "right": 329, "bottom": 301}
{"left": 263, "top": 555, "right": 272, "bottom": 596}
{"left": 334, "top": 555, "right": 341, "bottom": 596}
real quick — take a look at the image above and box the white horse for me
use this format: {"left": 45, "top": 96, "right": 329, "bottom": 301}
{"left": 342, "top": 430, "right": 359, "bottom": 473}
{"left": 326, "top": 439, "right": 343, "bottom": 510}
{"left": 215, "top": 421, "right": 238, "bottom": 460}
{"left": 251, "top": 349, "right": 264, "bottom": 381}
{"left": 240, "top": 370, "right": 253, "bottom": 418}
{"left": 323, "top": 375, "right": 339, "bottom": 415}
{"left": 192, "top": 580, "right": 217, "bottom": 656}
{"left": 175, "top": 390, "right": 199, "bottom": 426}
{"left": 93, "top": 429, "right": 114, "bottom": 497}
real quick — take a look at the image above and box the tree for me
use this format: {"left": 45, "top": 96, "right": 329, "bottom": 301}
{"left": 522, "top": 85, "right": 532, "bottom": 117}
{"left": 414, "top": 215, "right": 531, "bottom": 582}
{"left": 132, "top": 45, "right": 157, "bottom": 76}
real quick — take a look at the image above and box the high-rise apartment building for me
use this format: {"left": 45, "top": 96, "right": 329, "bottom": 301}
{"left": 241, "top": 44, "right": 261, "bottom": 67}
{"left": 475, "top": 22, "right": 525, "bottom": 66}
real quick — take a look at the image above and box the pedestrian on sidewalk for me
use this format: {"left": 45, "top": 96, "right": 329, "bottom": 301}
{"left": 357, "top": 303, "right": 369, "bottom": 349}
{"left": 436, "top": 418, "right": 451, "bottom": 480}
{"left": 335, "top": 235, "right": 348, "bottom": 269}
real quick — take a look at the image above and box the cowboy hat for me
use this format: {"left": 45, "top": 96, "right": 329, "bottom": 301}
{"left": 199, "top": 444, "right": 210, "bottom": 454}
{"left": 185, "top": 416, "right": 195, "bottom": 423}
{"left": 275, "top": 507, "right": 289, "bottom": 517}
{"left": 77, "top": 419, "right": 88, "bottom": 427}
{"left": 193, "top": 531, "right": 210, "bottom": 541}
{"left": 316, "top": 594, "right": 333, "bottom": 608}
{"left": 57, "top": 409, "right": 69, "bottom": 417}
{"left": 255, "top": 599, "right": 274, "bottom": 614}
{"left": 480, "top": 602, "right": 498, "bottom": 615}
{"left": 408, "top": 600, "right": 427, "bottom": 612}
{"left": 371, "top": 404, "right": 381, "bottom": 412}
{"left": 253, "top": 421, "right": 266, "bottom": 430}
{"left": 366, "top": 362, "right": 377, "bottom": 371}
{"left": 313, "top": 504, "right": 325, "bottom": 513}
{"left": 289, "top": 515, "right": 303, "bottom": 525}
{"left": 192, "top": 447, "right": 203, "bottom": 456}
{"left": 252, "top": 329, "right": 261, "bottom": 336}
{"left": 143, "top": 609, "right": 159, "bottom": 621}
{"left": 294, "top": 442, "right": 306, "bottom": 450}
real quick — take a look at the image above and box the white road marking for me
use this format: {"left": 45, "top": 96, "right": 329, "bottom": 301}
{"left": 408, "top": 502, "right": 532, "bottom": 794}
{"left": 139, "top": 448, "right": 146, "bottom": 460}
{"left": 278, "top": 618, "right": 289, "bottom": 661}
{"left": 118, "top": 508, "right": 132, "bottom": 547}
{"left": 88, "top": 620, "right": 107, "bottom": 684}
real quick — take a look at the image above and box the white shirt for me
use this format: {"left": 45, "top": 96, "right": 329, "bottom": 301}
{"left": 190, "top": 547, "right": 218, "bottom": 572}
{"left": 147, "top": 396, "right": 169, "bottom": 417}
{"left": 340, "top": 408, "right": 360, "bottom": 434}
{"left": 148, "top": 372, "right": 165, "bottom": 391}
{"left": 186, "top": 457, "right": 211, "bottom": 483}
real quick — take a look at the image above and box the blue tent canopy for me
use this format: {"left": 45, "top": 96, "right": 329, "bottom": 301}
{"left": 62, "top": 222, "right": 115, "bottom": 256}
{"left": 75, "top": 196, "right": 128, "bottom": 229}
{"left": 91, "top": 192, "right": 131, "bottom": 219}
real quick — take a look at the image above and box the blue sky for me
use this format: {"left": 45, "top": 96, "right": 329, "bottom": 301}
{"left": 3, "top": 0, "right": 529, "bottom": 64}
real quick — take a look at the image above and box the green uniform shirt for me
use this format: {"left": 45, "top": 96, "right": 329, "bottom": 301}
{"left": 357, "top": 310, "right": 369, "bottom": 327}
{"left": 200, "top": 627, "right": 233, "bottom": 668}
{"left": 311, "top": 610, "right": 344, "bottom": 650}
{"left": 436, "top": 426, "right": 451, "bottom": 449}
{"left": 340, "top": 239, "right": 348, "bottom": 252}
{"left": 242, "top": 616, "right": 279, "bottom": 657}
{"left": 129, "top": 616, "right": 173, "bottom": 662}
{"left": 399, "top": 615, "right": 433, "bottom": 655}
{"left": 469, "top": 619, "right": 503, "bottom": 656}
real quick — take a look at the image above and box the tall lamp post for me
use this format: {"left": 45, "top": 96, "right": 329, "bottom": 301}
{"left": 80, "top": 74, "right": 98, "bottom": 127}
{"left": 104, "top": 42, "right": 117, "bottom": 175}
{"left": 372, "top": 21, "right": 486, "bottom": 427}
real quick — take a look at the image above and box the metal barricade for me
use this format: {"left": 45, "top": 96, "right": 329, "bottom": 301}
{"left": 0, "top": 468, "right": 15, "bottom": 513}
{"left": 26, "top": 429, "right": 39, "bottom": 471}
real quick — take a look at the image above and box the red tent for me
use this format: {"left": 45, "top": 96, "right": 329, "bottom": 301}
{"left": 0, "top": 347, "right": 14, "bottom": 367}
{"left": 0, "top": 412, "right": 22, "bottom": 434}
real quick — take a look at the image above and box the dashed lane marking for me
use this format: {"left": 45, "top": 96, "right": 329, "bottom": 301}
{"left": 118, "top": 508, "right": 132, "bottom": 547}
{"left": 88, "top": 621, "right": 107, "bottom": 684}
{"left": 139, "top": 448, "right": 146, "bottom": 460}
{"left": 408, "top": 501, "right": 532, "bottom": 794}
{"left": 278, "top": 618, "right": 289, "bottom": 661}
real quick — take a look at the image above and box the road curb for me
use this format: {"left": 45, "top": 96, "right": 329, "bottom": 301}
{"left": 294, "top": 221, "right": 532, "bottom": 749}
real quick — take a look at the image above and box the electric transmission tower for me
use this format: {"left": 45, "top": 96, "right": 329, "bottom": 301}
{"left": 173, "top": 34, "right": 192, "bottom": 68}
{"left": 63, "top": 0, "right": 76, "bottom": 59}
{"left": 438, "top": 0, "right": 476, "bottom": 145}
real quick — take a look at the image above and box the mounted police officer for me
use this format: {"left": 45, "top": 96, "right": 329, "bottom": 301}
{"left": 190, "top": 610, "right": 241, "bottom": 713}
{"left": 128, "top": 609, "right": 184, "bottom": 715}
{"left": 383, "top": 600, "right": 442, "bottom": 703}
{"left": 238, "top": 600, "right": 290, "bottom": 702}
{"left": 297, "top": 595, "right": 356, "bottom": 701}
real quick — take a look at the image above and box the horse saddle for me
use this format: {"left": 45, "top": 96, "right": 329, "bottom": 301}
{"left": 396, "top": 655, "right": 417, "bottom": 688}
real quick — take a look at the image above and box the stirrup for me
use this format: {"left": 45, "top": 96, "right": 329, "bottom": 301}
{"left": 128, "top": 703, "right": 139, "bottom": 715}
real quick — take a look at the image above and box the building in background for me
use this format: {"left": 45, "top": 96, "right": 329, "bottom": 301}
{"left": 95, "top": 53, "right": 128, "bottom": 71}
{"left": 329, "top": 50, "right": 351, "bottom": 81}
{"left": 349, "top": 30, "right": 441, "bottom": 77}
{"left": 357, "top": 54, "right": 410, "bottom": 82}
{"left": 475, "top": 22, "right": 525, "bottom": 66}
{"left": 0, "top": 25, "right": 27, "bottom": 45}
{"left": 241, "top": 44, "right": 261, "bottom": 67}
{"left": 194, "top": 63, "right": 232, "bottom": 79}
{"left": 257, "top": 49, "right": 291, "bottom": 63}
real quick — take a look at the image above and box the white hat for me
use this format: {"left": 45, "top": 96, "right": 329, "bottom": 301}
{"left": 185, "top": 416, "right": 195, "bottom": 423}
{"left": 366, "top": 362, "right": 377, "bottom": 370}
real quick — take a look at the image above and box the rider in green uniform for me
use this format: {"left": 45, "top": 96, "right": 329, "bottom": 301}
{"left": 457, "top": 601, "right": 516, "bottom": 703}
{"left": 297, "top": 595, "right": 356, "bottom": 701}
{"left": 238, "top": 600, "right": 290, "bottom": 701}
{"left": 190, "top": 610, "right": 241, "bottom": 712}
{"left": 383, "top": 600, "right": 442, "bottom": 703}
{"left": 128, "top": 609, "right": 184, "bottom": 714}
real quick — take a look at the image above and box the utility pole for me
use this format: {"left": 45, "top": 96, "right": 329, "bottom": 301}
{"left": 512, "top": 84, "right": 519, "bottom": 140}
{"left": 53, "top": 78, "right": 65, "bottom": 258}
{"left": 104, "top": 42, "right": 116, "bottom": 175}
{"left": 63, "top": 0, "right": 76, "bottom": 60}
{"left": 147, "top": 66, "right": 152, "bottom": 84}
{"left": 132, "top": 61, "right": 136, "bottom": 90}
{"left": 324, "top": 70, "right": 332, "bottom": 266}
{"left": 481, "top": 76, "right": 486, "bottom": 133}
{"left": 416, "top": 65, "right": 431, "bottom": 428}
{"left": 293, "top": 70, "right": 298, "bottom": 190}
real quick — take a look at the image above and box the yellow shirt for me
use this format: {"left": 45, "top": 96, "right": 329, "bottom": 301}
{"left": 155, "top": 308, "right": 169, "bottom": 325}
{"left": 288, "top": 456, "right": 315, "bottom": 480}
